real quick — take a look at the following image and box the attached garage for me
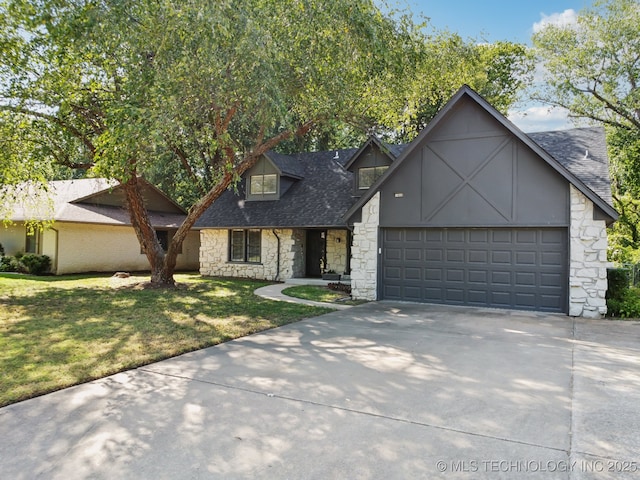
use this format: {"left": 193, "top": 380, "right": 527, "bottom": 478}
{"left": 348, "top": 86, "right": 618, "bottom": 317}
{"left": 381, "top": 227, "right": 567, "bottom": 312}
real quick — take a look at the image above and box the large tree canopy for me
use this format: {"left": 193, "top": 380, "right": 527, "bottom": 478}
{"left": 1, "top": 0, "right": 531, "bottom": 284}
{"left": 533, "top": 0, "right": 640, "bottom": 262}
{"left": 0, "top": 0, "right": 403, "bottom": 284}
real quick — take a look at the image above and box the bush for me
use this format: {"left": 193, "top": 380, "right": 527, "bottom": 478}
{"left": 0, "top": 243, "right": 4, "bottom": 257}
{"left": 0, "top": 256, "right": 23, "bottom": 273}
{"left": 19, "top": 254, "right": 51, "bottom": 275}
{"left": 607, "top": 268, "right": 630, "bottom": 302}
{"left": 328, "top": 282, "right": 351, "bottom": 295}
{"left": 0, "top": 254, "right": 51, "bottom": 275}
{"left": 608, "top": 287, "right": 640, "bottom": 319}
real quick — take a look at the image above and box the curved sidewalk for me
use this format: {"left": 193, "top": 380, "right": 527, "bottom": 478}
{"left": 254, "top": 283, "right": 353, "bottom": 310}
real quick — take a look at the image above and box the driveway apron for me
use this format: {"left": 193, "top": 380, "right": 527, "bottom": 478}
{"left": 1, "top": 303, "right": 639, "bottom": 479}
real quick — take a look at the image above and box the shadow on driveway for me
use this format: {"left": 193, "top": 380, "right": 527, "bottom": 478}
{"left": 1, "top": 302, "right": 640, "bottom": 479}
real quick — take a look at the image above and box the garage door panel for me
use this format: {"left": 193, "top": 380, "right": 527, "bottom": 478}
{"left": 381, "top": 227, "right": 567, "bottom": 313}
{"left": 468, "top": 270, "right": 488, "bottom": 283}
{"left": 541, "top": 252, "right": 562, "bottom": 266}
{"left": 469, "top": 250, "right": 488, "bottom": 263}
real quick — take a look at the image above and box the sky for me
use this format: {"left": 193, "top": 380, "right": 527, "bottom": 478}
{"left": 400, "top": 0, "right": 594, "bottom": 132}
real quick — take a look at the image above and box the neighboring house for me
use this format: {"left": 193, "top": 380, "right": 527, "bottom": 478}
{"left": 1, "top": 178, "right": 200, "bottom": 274}
{"left": 197, "top": 86, "right": 618, "bottom": 318}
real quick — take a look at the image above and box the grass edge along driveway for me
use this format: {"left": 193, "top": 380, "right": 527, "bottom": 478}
{"left": 0, "top": 273, "right": 331, "bottom": 407}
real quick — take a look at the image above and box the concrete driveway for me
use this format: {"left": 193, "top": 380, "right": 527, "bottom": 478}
{"left": 1, "top": 303, "right": 640, "bottom": 479}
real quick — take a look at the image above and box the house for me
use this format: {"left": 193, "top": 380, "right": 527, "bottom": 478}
{"left": 197, "top": 86, "right": 618, "bottom": 318}
{"left": 1, "top": 178, "right": 200, "bottom": 274}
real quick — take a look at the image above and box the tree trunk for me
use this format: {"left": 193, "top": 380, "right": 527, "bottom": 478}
{"left": 121, "top": 122, "right": 314, "bottom": 287}
{"left": 122, "top": 176, "right": 175, "bottom": 287}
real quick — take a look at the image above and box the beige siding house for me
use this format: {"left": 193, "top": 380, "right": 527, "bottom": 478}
{"left": 1, "top": 178, "right": 199, "bottom": 275}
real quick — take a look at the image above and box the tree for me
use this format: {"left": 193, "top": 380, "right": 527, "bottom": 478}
{"left": 0, "top": 0, "right": 402, "bottom": 285}
{"left": 532, "top": 0, "right": 640, "bottom": 260}
{"left": 365, "top": 31, "right": 532, "bottom": 142}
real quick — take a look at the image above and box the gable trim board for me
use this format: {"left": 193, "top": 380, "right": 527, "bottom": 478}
{"left": 196, "top": 86, "right": 616, "bottom": 317}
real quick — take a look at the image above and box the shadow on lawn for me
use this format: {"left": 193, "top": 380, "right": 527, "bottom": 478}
{"left": 0, "top": 275, "right": 330, "bottom": 406}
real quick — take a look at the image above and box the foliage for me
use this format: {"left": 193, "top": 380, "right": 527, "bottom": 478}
{"left": 0, "top": 253, "right": 50, "bottom": 274}
{"left": 328, "top": 282, "right": 353, "bottom": 295}
{"left": 19, "top": 253, "right": 51, "bottom": 275}
{"left": 367, "top": 32, "right": 533, "bottom": 142}
{"left": 0, "top": 243, "right": 4, "bottom": 257}
{"left": 0, "top": 0, "right": 406, "bottom": 284}
{"left": 532, "top": 0, "right": 640, "bottom": 261}
{"left": 0, "top": 273, "right": 331, "bottom": 406}
{"left": 607, "top": 127, "right": 640, "bottom": 262}
{"left": 0, "top": 255, "right": 22, "bottom": 273}
{"left": 532, "top": 0, "right": 640, "bottom": 132}
{"left": 606, "top": 268, "right": 630, "bottom": 301}
{"left": 607, "top": 287, "right": 640, "bottom": 319}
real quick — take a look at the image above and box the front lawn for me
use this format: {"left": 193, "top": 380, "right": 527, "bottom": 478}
{"left": 0, "top": 273, "right": 331, "bottom": 407}
{"left": 281, "top": 285, "right": 367, "bottom": 305}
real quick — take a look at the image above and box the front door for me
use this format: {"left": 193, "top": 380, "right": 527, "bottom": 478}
{"left": 306, "top": 230, "right": 325, "bottom": 277}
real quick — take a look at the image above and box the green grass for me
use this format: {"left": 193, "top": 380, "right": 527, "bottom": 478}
{"left": 0, "top": 273, "right": 331, "bottom": 407}
{"left": 281, "top": 285, "right": 367, "bottom": 306}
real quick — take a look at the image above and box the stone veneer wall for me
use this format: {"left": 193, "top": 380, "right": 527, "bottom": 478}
{"left": 569, "top": 185, "right": 609, "bottom": 318}
{"left": 351, "top": 192, "right": 380, "bottom": 300}
{"left": 325, "top": 229, "right": 349, "bottom": 275}
{"left": 200, "top": 228, "right": 304, "bottom": 281}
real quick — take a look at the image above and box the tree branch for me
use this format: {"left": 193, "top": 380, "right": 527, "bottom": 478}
{"left": 0, "top": 105, "right": 98, "bottom": 158}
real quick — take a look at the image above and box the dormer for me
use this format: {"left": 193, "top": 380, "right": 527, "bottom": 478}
{"left": 245, "top": 152, "right": 303, "bottom": 201}
{"left": 345, "top": 136, "right": 398, "bottom": 196}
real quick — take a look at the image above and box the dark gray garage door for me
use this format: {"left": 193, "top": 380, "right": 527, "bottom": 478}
{"left": 381, "top": 228, "right": 567, "bottom": 313}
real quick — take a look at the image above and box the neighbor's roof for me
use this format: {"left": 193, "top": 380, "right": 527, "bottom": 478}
{"left": 5, "top": 178, "right": 188, "bottom": 228}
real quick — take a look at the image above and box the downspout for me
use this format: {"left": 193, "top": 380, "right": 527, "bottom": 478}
{"left": 272, "top": 229, "right": 281, "bottom": 281}
{"left": 345, "top": 226, "right": 353, "bottom": 275}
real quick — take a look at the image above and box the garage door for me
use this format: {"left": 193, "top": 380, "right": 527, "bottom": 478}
{"left": 381, "top": 228, "right": 567, "bottom": 313}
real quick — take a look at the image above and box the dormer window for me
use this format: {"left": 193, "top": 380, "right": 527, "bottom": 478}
{"left": 250, "top": 174, "right": 277, "bottom": 195}
{"left": 358, "top": 166, "right": 388, "bottom": 190}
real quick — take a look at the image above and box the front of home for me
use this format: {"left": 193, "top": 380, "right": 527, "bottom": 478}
{"left": 1, "top": 178, "right": 200, "bottom": 274}
{"left": 196, "top": 86, "right": 618, "bottom": 318}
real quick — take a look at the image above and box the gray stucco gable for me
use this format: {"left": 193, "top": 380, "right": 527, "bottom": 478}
{"left": 344, "top": 85, "right": 618, "bottom": 224}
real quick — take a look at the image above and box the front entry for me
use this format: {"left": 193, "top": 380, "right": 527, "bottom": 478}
{"left": 306, "top": 230, "right": 325, "bottom": 277}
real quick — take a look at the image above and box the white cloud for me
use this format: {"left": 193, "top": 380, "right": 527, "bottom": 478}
{"left": 533, "top": 9, "right": 578, "bottom": 33}
{"left": 508, "top": 105, "right": 574, "bottom": 133}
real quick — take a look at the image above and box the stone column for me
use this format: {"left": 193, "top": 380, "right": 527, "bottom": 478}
{"left": 351, "top": 192, "right": 380, "bottom": 300}
{"left": 569, "top": 186, "right": 609, "bottom": 318}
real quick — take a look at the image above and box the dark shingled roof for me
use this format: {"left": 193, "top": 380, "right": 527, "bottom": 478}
{"left": 194, "top": 148, "right": 359, "bottom": 228}
{"left": 528, "top": 126, "right": 613, "bottom": 207}
{"left": 196, "top": 127, "right": 615, "bottom": 229}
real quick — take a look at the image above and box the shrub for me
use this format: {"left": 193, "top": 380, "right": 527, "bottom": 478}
{"left": 607, "top": 268, "right": 629, "bottom": 301}
{"left": 0, "top": 243, "right": 4, "bottom": 257}
{"left": 328, "top": 282, "right": 351, "bottom": 295}
{"left": 19, "top": 254, "right": 51, "bottom": 275}
{"left": 0, "top": 256, "right": 23, "bottom": 273}
{"left": 608, "top": 287, "right": 640, "bottom": 319}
